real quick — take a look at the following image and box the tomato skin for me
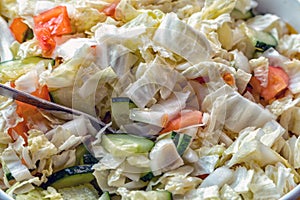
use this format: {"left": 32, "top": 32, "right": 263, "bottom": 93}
{"left": 33, "top": 6, "right": 72, "bottom": 56}
{"left": 160, "top": 110, "right": 203, "bottom": 134}
{"left": 250, "top": 66, "right": 289, "bottom": 101}
{"left": 102, "top": 0, "right": 120, "bottom": 18}
{"left": 34, "top": 6, "right": 72, "bottom": 35}
{"left": 7, "top": 85, "right": 51, "bottom": 145}
{"left": 261, "top": 66, "right": 289, "bottom": 100}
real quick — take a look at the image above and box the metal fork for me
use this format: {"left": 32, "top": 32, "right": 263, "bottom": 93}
{"left": 0, "top": 84, "right": 115, "bottom": 133}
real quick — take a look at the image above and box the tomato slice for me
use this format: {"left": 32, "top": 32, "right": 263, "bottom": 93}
{"left": 250, "top": 66, "right": 289, "bottom": 101}
{"left": 34, "top": 6, "right": 72, "bottom": 35}
{"left": 33, "top": 6, "right": 72, "bottom": 56}
{"left": 160, "top": 110, "right": 203, "bottom": 134}
{"left": 102, "top": 0, "right": 120, "bottom": 18}
{"left": 8, "top": 85, "right": 51, "bottom": 145}
{"left": 261, "top": 66, "right": 289, "bottom": 101}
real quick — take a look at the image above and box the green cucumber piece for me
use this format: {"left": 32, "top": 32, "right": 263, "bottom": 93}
{"left": 245, "top": 28, "right": 277, "bottom": 52}
{"left": 75, "top": 144, "right": 98, "bottom": 165}
{"left": 0, "top": 57, "right": 54, "bottom": 83}
{"left": 75, "top": 144, "right": 89, "bottom": 165}
{"left": 58, "top": 183, "right": 99, "bottom": 200}
{"left": 111, "top": 97, "right": 136, "bottom": 127}
{"left": 231, "top": 9, "right": 254, "bottom": 20}
{"left": 50, "top": 86, "right": 73, "bottom": 107}
{"left": 99, "top": 191, "right": 111, "bottom": 200}
{"left": 140, "top": 172, "right": 155, "bottom": 182}
{"left": 161, "top": 131, "right": 192, "bottom": 156}
{"left": 174, "top": 133, "right": 192, "bottom": 156}
{"left": 101, "top": 134, "right": 154, "bottom": 157}
{"left": 42, "top": 165, "right": 95, "bottom": 189}
{"left": 83, "top": 154, "right": 98, "bottom": 164}
{"left": 125, "top": 190, "right": 172, "bottom": 200}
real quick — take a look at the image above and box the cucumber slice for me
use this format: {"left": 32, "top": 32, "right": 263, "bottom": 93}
{"left": 159, "top": 131, "right": 192, "bottom": 156}
{"left": 75, "top": 144, "right": 98, "bottom": 165}
{"left": 231, "top": 9, "right": 254, "bottom": 20}
{"left": 58, "top": 183, "right": 99, "bottom": 200}
{"left": 101, "top": 134, "right": 154, "bottom": 157}
{"left": 111, "top": 97, "right": 136, "bottom": 127}
{"left": 173, "top": 133, "right": 192, "bottom": 156}
{"left": 125, "top": 190, "right": 172, "bottom": 200}
{"left": 245, "top": 27, "right": 277, "bottom": 52}
{"left": 50, "top": 86, "right": 73, "bottom": 107}
{"left": 140, "top": 172, "right": 155, "bottom": 182}
{"left": 42, "top": 165, "right": 95, "bottom": 189}
{"left": 99, "top": 191, "right": 111, "bottom": 200}
{"left": 0, "top": 57, "right": 54, "bottom": 83}
{"left": 83, "top": 153, "right": 98, "bottom": 164}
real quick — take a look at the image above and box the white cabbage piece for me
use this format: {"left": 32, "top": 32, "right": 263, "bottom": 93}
{"left": 267, "top": 95, "right": 300, "bottom": 117}
{"left": 278, "top": 34, "right": 300, "bottom": 59}
{"left": 184, "top": 185, "right": 220, "bottom": 200}
{"left": 14, "top": 186, "right": 62, "bottom": 200}
{"left": 1, "top": 146, "right": 33, "bottom": 182}
{"left": 114, "top": 0, "right": 140, "bottom": 22}
{"left": 260, "top": 120, "right": 285, "bottom": 147}
{"left": 262, "top": 48, "right": 289, "bottom": 68}
{"left": 192, "top": 146, "right": 222, "bottom": 176}
{"left": 202, "top": 85, "right": 275, "bottom": 133}
{"left": 282, "top": 59, "right": 300, "bottom": 94}
{"left": 199, "top": 166, "right": 234, "bottom": 188}
{"left": 146, "top": 166, "right": 201, "bottom": 195}
{"left": 153, "top": 12, "right": 213, "bottom": 65}
{"left": 231, "top": 50, "right": 250, "bottom": 73}
{"left": 230, "top": 167, "right": 254, "bottom": 194}
{"left": 6, "top": 177, "right": 42, "bottom": 196}
{"left": 182, "top": 148, "right": 198, "bottom": 164}
{"left": 281, "top": 135, "right": 300, "bottom": 169}
{"left": 27, "top": 130, "right": 58, "bottom": 164}
{"left": 220, "top": 184, "right": 242, "bottom": 200}
{"left": 193, "top": 155, "right": 219, "bottom": 176}
{"left": 10, "top": 136, "right": 35, "bottom": 169}
{"left": 282, "top": 107, "right": 300, "bottom": 136}
{"left": 121, "top": 123, "right": 162, "bottom": 138}
{"left": 53, "top": 38, "right": 97, "bottom": 60}
{"left": 265, "top": 162, "right": 297, "bottom": 196}
{"left": 0, "top": 16, "right": 15, "bottom": 62}
{"left": 249, "top": 56, "right": 269, "bottom": 87}
{"left": 45, "top": 44, "right": 95, "bottom": 88}
{"left": 149, "top": 138, "right": 184, "bottom": 176}
{"left": 249, "top": 169, "right": 281, "bottom": 200}
{"left": 93, "top": 163, "right": 117, "bottom": 193}
{"left": 247, "top": 14, "right": 280, "bottom": 32}
{"left": 234, "top": 0, "right": 253, "bottom": 14}
{"left": 14, "top": 69, "right": 38, "bottom": 94}
{"left": 107, "top": 169, "right": 126, "bottom": 188}
{"left": 95, "top": 43, "right": 138, "bottom": 76}
{"left": 235, "top": 69, "right": 252, "bottom": 94}
{"left": 129, "top": 91, "right": 190, "bottom": 127}
{"left": 52, "top": 150, "right": 76, "bottom": 172}
{"left": 124, "top": 56, "right": 180, "bottom": 108}
{"left": 200, "top": 0, "right": 236, "bottom": 20}
{"left": 224, "top": 126, "right": 287, "bottom": 167}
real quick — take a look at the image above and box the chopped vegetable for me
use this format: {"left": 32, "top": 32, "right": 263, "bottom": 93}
{"left": 33, "top": 6, "right": 72, "bottom": 56}
{"left": 9, "top": 18, "right": 33, "bottom": 43}
{"left": 250, "top": 66, "right": 289, "bottom": 101}
{"left": 102, "top": 0, "right": 120, "bottom": 18}
{"left": 160, "top": 110, "right": 202, "bottom": 134}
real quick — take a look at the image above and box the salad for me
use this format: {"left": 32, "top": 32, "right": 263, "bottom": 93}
{"left": 0, "top": 0, "right": 300, "bottom": 199}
